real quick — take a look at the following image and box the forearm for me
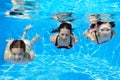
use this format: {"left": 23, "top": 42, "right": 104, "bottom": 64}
{"left": 84, "top": 30, "right": 96, "bottom": 41}
{"left": 4, "top": 51, "right": 11, "bottom": 61}
{"left": 50, "top": 34, "right": 58, "bottom": 43}
{"left": 71, "top": 35, "right": 78, "bottom": 44}
{"left": 6, "top": 39, "right": 14, "bottom": 50}
{"left": 29, "top": 51, "right": 34, "bottom": 61}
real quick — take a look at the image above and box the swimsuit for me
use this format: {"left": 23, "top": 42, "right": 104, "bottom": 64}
{"left": 94, "top": 31, "right": 113, "bottom": 44}
{"left": 55, "top": 35, "right": 73, "bottom": 49}
{"left": 23, "top": 40, "right": 31, "bottom": 52}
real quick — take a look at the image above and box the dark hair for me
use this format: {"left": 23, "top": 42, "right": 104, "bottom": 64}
{"left": 109, "top": 22, "right": 115, "bottom": 27}
{"left": 51, "top": 23, "right": 73, "bottom": 34}
{"left": 10, "top": 40, "right": 26, "bottom": 52}
{"left": 97, "top": 21, "right": 115, "bottom": 28}
{"left": 10, "top": 11, "right": 23, "bottom": 15}
{"left": 90, "top": 21, "right": 115, "bottom": 30}
{"left": 90, "top": 24, "right": 96, "bottom": 29}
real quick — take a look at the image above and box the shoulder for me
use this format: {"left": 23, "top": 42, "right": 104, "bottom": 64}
{"left": 71, "top": 35, "right": 78, "bottom": 44}
{"left": 50, "top": 34, "right": 58, "bottom": 43}
{"left": 29, "top": 51, "right": 34, "bottom": 61}
{"left": 83, "top": 29, "right": 97, "bottom": 42}
{"left": 50, "top": 34, "right": 58, "bottom": 38}
{"left": 112, "top": 30, "right": 116, "bottom": 36}
{"left": 4, "top": 51, "right": 11, "bottom": 61}
{"left": 24, "top": 51, "right": 34, "bottom": 62}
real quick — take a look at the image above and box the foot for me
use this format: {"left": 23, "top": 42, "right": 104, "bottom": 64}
{"left": 24, "top": 24, "right": 32, "bottom": 31}
{"left": 35, "top": 34, "right": 40, "bottom": 40}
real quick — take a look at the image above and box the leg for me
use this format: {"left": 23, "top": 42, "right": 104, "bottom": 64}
{"left": 21, "top": 24, "right": 32, "bottom": 40}
{"left": 30, "top": 34, "right": 40, "bottom": 46}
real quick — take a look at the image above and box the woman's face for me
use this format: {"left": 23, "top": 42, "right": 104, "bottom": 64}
{"left": 11, "top": 48, "right": 24, "bottom": 63}
{"left": 98, "top": 23, "right": 112, "bottom": 38}
{"left": 59, "top": 28, "right": 71, "bottom": 42}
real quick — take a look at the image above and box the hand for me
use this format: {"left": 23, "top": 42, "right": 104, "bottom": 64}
{"left": 35, "top": 34, "right": 40, "bottom": 40}
{"left": 83, "top": 30, "right": 88, "bottom": 36}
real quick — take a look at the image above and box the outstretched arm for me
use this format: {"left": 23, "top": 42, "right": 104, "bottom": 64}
{"left": 71, "top": 35, "right": 78, "bottom": 45}
{"left": 83, "top": 30, "right": 96, "bottom": 41}
{"left": 29, "top": 50, "right": 34, "bottom": 61}
{"left": 4, "top": 51, "right": 11, "bottom": 61}
{"left": 50, "top": 34, "right": 58, "bottom": 44}
{"left": 5, "top": 39, "right": 14, "bottom": 51}
{"left": 4, "top": 39, "right": 13, "bottom": 61}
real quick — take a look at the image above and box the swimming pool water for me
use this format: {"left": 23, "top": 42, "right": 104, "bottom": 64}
{"left": 0, "top": 0, "right": 120, "bottom": 80}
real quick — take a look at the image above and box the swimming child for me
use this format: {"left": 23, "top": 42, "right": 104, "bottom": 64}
{"left": 50, "top": 23, "right": 78, "bottom": 49}
{"left": 4, "top": 24, "right": 40, "bottom": 64}
{"left": 83, "top": 21, "right": 116, "bottom": 44}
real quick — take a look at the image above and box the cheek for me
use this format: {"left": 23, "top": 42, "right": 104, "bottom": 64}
{"left": 59, "top": 35, "right": 63, "bottom": 38}
{"left": 66, "top": 36, "right": 70, "bottom": 38}
{"left": 11, "top": 55, "right": 14, "bottom": 59}
{"left": 19, "top": 55, "right": 24, "bottom": 58}
{"left": 99, "top": 30, "right": 104, "bottom": 34}
{"left": 11, "top": 54, "right": 15, "bottom": 57}
{"left": 104, "top": 31, "right": 111, "bottom": 34}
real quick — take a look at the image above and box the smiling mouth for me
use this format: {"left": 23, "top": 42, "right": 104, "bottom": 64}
{"left": 103, "top": 34, "right": 111, "bottom": 38}
{"left": 63, "top": 39, "right": 68, "bottom": 42}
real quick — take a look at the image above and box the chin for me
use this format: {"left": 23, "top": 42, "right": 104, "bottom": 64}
{"left": 13, "top": 61, "right": 22, "bottom": 64}
{"left": 12, "top": 59, "right": 21, "bottom": 63}
{"left": 11, "top": 61, "right": 18, "bottom": 64}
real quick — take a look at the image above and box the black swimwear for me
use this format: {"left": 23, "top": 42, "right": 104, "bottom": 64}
{"left": 55, "top": 35, "right": 73, "bottom": 49}
{"left": 94, "top": 31, "right": 113, "bottom": 44}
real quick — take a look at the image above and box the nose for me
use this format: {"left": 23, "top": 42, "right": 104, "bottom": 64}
{"left": 104, "top": 30, "right": 110, "bottom": 34}
{"left": 62, "top": 35, "right": 66, "bottom": 39}
{"left": 15, "top": 55, "right": 19, "bottom": 59}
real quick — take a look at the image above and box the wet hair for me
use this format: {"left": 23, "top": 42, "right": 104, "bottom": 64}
{"left": 90, "top": 21, "right": 115, "bottom": 29}
{"left": 97, "top": 21, "right": 115, "bottom": 28}
{"left": 10, "top": 40, "right": 26, "bottom": 52}
{"left": 51, "top": 23, "right": 73, "bottom": 34}
{"left": 90, "top": 24, "right": 96, "bottom": 29}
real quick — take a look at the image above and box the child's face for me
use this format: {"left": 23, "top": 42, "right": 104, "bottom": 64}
{"left": 98, "top": 23, "right": 112, "bottom": 38}
{"left": 59, "top": 28, "right": 71, "bottom": 42}
{"left": 11, "top": 48, "right": 24, "bottom": 63}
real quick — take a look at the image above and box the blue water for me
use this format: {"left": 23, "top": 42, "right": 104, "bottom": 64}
{"left": 0, "top": 0, "right": 120, "bottom": 80}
